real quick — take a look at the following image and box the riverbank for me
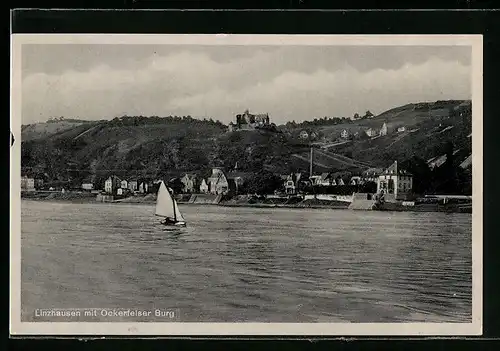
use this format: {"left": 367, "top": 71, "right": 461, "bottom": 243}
{"left": 20, "top": 191, "right": 472, "bottom": 213}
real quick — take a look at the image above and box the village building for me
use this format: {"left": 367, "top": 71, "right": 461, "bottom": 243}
{"left": 138, "top": 181, "right": 148, "bottom": 193}
{"left": 340, "top": 129, "right": 350, "bottom": 139}
{"left": 284, "top": 173, "right": 304, "bottom": 194}
{"left": 227, "top": 171, "right": 252, "bottom": 194}
{"left": 34, "top": 178, "right": 44, "bottom": 189}
{"left": 336, "top": 177, "right": 345, "bottom": 186}
{"left": 138, "top": 180, "right": 155, "bottom": 194}
{"left": 376, "top": 161, "right": 413, "bottom": 200}
{"left": 120, "top": 179, "right": 128, "bottom": 189}
{"left": 310, "top": 172, "right": 334, "bottom": 187}
{"left": 180, "top": 173, "right": 198, "bottom": 193}
{"left": 207, "top": 168, "right": 235, "bottom": 195}
{"left": 228, "top": 109, "right": 271, "bottom": 132}
{"left": 81, "top": 179, "right": 94, "bottom": 191}
{"left": 362, "top": 168, "right": 384, "bottom": 183}
{"left": 365, "top": 128, "right": 378, "bottom": 137}
{"left": 397, "top": 126, "right": 406, "bottom": 133}
{"left": 21, "top": 175, "right": 35, "bottom": 191}
{"left": 380, "top": 122, "right": 388, "bottom": 136}
{"left": 350, "top": 176, "right": 362, "bottom": 185}
{"left": 309, "top": 175, "right": 322, "bottom": 186}
{"left": 199, "top": 179, "right": 209, "bottom": 193}
{"left": 128, "top": 179, "right": 138, "bottom": 192}
{"left": 105, "top": 175, "right": 122, "bottom": 194}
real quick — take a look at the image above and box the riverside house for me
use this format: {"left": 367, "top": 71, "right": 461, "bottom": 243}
{"left": 362, "top": 168, "right": 384, "bottom": 183}
{"left": 309, "top": 173, "right": 334, "bottom": 187}
{"left": 81, "top": 179, "right": 94, "bottom": 191}
{"left": 128, "top": 179, "right": 138, "bottom": 192}
{"left": 376, "top": 161, "right": 413, "bottom": 201}
{"left": 105, "top": 176, "right": 121, "bottom": 195}
{"left": 199, "top": 179, "right": 209, "bottom": 193}
{"left": 120, "top": 179, "right": 128, "bottom": 189}
{"left": 208, "top": 168, "right": 234, "bottom": 195}
{"left": 227, "top": 171, "right": 252, "bottom": 194}
{"left": 284, "top": 173, "right": 304, "bottom": 195}
{"left": 21, "top": 175, "right": 35, "bottom": 191}
{"left": 180, "top": 173, "right": 198, "bottom": 193}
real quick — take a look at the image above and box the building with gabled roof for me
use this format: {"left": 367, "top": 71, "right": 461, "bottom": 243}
{"left": 376, "top": 161, "right": 413, "bottom": 200}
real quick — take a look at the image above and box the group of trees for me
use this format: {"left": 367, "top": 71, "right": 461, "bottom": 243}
{"left": 284, "top": 116, "right": 353, "bottom": 129}
{"left": 353, "top": 110, "right": 375, "bottom": 120}
{"left": 109, "top": 115, "right": 227, "bottom": 129}
{"left": 399, "top": 145, "right": 471, "bottom": 196}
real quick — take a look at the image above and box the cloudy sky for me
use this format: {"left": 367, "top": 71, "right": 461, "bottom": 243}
{"left": 21, "top": 44, "right": 471, "bottom": 125}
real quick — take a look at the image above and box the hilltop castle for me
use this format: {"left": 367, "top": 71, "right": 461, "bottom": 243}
{"left": 228, "top": 109, "right": 271, "bottom": 132}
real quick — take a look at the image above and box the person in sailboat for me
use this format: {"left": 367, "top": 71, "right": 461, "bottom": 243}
{"left": 161, "top": 187, "right": 177, "bottom": 225}
{"left": 161, "top": 217, "right": 177, "bottom": 225}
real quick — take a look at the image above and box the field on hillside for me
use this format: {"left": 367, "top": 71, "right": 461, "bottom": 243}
{"left": 21, "top": 120, "right": 98, "bottom": 141}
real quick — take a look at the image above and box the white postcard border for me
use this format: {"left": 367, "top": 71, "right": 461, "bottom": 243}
{"left": 10, "top": 34, "right": 483, "bottom": 336}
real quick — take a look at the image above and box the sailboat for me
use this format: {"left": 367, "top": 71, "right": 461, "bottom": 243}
{"left": 155, "top": 181, "right": 187, "bottom": 227}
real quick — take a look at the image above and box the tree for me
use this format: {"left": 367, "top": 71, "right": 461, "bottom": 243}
{"left": 359, "top": 181, "right": 377, "bottom": 193}
{"left": 167, "top": 178, "right": 184, "bottom": 194}
{"left": 353, "top": 113, "right": 360, "bottom": 120}
{"left": 240, "top": 171, "right": 283, "bottom": 195}
{"left": 364, "top": 110, "right": 374, "bottom": 119}
{"left": 400, "top": 156, "right": 432, "bottom": 195}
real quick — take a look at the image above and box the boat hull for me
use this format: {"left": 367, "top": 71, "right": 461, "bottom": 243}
{"left": 160, "top": 221, "right": 187, "bottom": 228}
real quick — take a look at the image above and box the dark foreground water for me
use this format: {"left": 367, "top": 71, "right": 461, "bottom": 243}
{"left": 20, "top": 200, "right": 472, "bottom": 323}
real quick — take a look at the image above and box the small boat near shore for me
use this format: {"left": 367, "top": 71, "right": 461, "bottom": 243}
{"left": 155, "top": 181, "right": 187, "bottom": 227}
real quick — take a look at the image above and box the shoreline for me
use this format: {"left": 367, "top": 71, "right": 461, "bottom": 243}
{"left": 20, "top": 192, "right": 472, "bottom": 214}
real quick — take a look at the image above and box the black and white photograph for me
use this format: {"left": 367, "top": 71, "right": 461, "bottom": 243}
{"left": 10, "top": 34, "right": 482, "bottom": 336}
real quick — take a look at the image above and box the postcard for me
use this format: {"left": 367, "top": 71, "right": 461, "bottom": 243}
{"left": 10, "top": 33, "right": 482, "bottom": 336}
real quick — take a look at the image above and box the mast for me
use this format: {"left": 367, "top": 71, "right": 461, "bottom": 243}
{"left": 309, "top": 147, "right": 314, "bottom": 178}
{"left": 171, "top": 188, "right": 177, "bottom": 222}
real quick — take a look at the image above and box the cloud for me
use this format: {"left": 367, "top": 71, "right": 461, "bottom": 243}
{"left": 21, "top": 46, "right": 471, "bottom": 124}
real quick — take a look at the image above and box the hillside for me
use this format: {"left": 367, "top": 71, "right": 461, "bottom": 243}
{"left": 21, "top": 100, "right": 472, "bottom": 194}
{"left": 285, "top": 100, "right": 472, "bottom": 175}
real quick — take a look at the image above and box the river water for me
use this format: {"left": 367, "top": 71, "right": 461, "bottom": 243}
{"left": 20, "top": 200, "right": 472, "bottom": 323}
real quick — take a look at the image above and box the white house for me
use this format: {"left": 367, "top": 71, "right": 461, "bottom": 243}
{"left": 199, "top": 179, "right": 209, "bottom": 193}
{"left": 340, "top": 129, "right": 349, "bottom": 139}
{"left": 181, "top": 173, "right": 198, "bottom": 193}
{"left": 105, "top": 176, "right": 121, "bottom": 194}
{"left": 376, "top": 161, "right": 413, "bottom": 200}
{"left": 309, "top": 175, "right": 322, "bottom": 186}
{"left": 21, "top": 176, "right": 35, "bottom": 191}
{"left": 284, "top": 173, "right": 303, "bottom": 194}
{"left": 380, "top": 122, "right": 388, "bottom": 136}
{"left": 207, "top": 168, "right": 232, "bottom": 195}
{"left": 138, "top": 182, "right": 148, "bottom": 193}
{"left": 81, "top": 182, "right": 94, "bottom": 191}
{"left": 350, "top": 176, "right": 362, "bottom": 185}
{"left": 397, "top": 126, "right": 406, "bottom": 133}
{"left": 120, "top": 179, "right": 128, "bottom": 189}
{"left": 365, "top": 128, "right": 377, "bottom": 137}
{"left": 128, "top": 179, "right": 138, "bottom": 192}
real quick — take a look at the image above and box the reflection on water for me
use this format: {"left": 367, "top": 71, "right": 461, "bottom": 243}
{"left": 21, "top": 200, "right": 472, "bottom": 322}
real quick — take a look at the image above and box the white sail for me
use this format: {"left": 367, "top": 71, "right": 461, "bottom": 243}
{"left": 173, "top": 199, "right": 185, "bottom": 222}
{"left": 155, "top": 181, "right": 175, "bottom": 218}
